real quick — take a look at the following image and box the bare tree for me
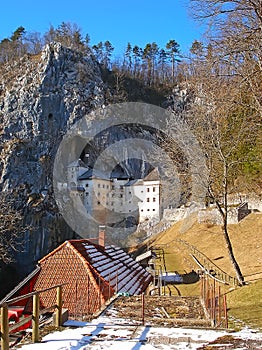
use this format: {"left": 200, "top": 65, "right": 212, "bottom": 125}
{"left": 190, "top": 0, "right": 262, "bottom": 116}
{"left": 183, "top": 50, "right": 261, "bottom": 285}
{"left": 0, "top": 187, "right": 29, "bottom": 264}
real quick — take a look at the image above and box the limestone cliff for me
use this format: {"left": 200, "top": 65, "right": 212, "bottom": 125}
{"left": 0, "top": 43, "right": 105, "bottom": 275}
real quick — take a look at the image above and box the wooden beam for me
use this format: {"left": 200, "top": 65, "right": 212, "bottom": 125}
{"left": 32, "top": 294, "right": 40, "bottom": 343}
{"left": 1, "top": 304, "right": 9, "bottom": 350}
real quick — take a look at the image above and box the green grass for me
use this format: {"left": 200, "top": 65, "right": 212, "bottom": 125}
{"left": 227, "top": 280, "right": 262, "bottom": 330}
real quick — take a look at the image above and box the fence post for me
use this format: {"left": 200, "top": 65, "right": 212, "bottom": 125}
{"left": 32, "top": 294, "right": 40, "bottom": 342}
{"left": 1, "top": 303, "right": 9, "bottom": 350}
{"left": 141, "top": 293, "right": 145, "bottom": 325}
{"left": 218, "top": 286, "right": 221, "bottom": 326}
{"left": 55, "top": 286, "right": 63, "bottom": 327}
{"left": 223, "top": 294, "right": 228, "bottom": 328}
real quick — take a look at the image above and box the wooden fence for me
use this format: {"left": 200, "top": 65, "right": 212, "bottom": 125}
{"left": 200, "top": 274, "right": 228, "bottom": 328}
{"left": 0, "top": 283, "right": 66, "bottom": 350}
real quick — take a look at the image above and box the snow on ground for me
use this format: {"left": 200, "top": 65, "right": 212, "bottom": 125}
{"left": 19, "top": 316, "right": 262, "bottom": 350}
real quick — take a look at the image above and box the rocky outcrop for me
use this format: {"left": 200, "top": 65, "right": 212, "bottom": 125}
{"left": 0, "top": 43, "right": 105, "bottom": 274}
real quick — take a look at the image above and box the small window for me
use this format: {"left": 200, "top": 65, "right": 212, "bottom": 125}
{"left": 129, "top": 191, "right": 132, "bottom": 194}
{"left": 107, "top": 185, "right": 109, "bottom": 189}
{"left": 141, "top": 190, "right": 144, "bottom": 193}
{"left": 141, "top": 209, "right": 144, "bottom": 212}
{"left": 147, "top": 198, "right": 150, "bottom": 202}
{"left": 98, "top": 184, "right": 101, "bottom": 188}
{"left": 86, "top": 192, "right": 89, "bottom": 196}
{"left": 111, "top": 202, "right": 114, "bottom": 206}
{"left": 97, "top": 201, "right": 101, "bottom": 205}
{"left": 85, "top": 184, "right": 89, "bottom": 187}
{"left": 153, "top": 187, "right": 156, "bottom": 192}
{"left": 147, "top": 188, "right": 150, "bottom": 192}
{"left": 112, "top": 185, "right": 115, "bottom": 190}
{"left": 147, "top": 209, "right": 150, "bottom": 211}
{"left": 153, "top": 197, "right": 156, "bottom": 202}
{"left": 120, "top": 185, "right": 124, "bottom": 189}
{"left": 153, "top": 209, "right": 155, "bottom": 211}
{"left": 120, "top": 194, "right": 123, "bottom": 198}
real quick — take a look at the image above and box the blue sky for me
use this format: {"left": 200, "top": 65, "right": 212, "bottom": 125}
{"left": 0, "top": 0, "right": 205, "bottom": 57}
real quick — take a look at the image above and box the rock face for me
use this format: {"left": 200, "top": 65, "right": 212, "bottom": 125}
{"left": 0, "top": 43, "right": 105, "bottom": 275}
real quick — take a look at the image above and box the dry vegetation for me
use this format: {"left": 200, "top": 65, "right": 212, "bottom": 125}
{"left": 147, "top": 212, "right": 262, "bottom": 329}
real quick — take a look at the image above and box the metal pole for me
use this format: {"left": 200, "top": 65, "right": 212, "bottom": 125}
{"left": 99, "top": 277, "right": 101, "bottom": 309}
{"left": 1, "top": 303, "right": 9, "bottom": 350}
{"left": 116, "top": 270, "right": 118, "bottom": 294}
{"left": 32, "top": 294, "right": 40, "bottom": 342}
{"left": 109, "top": 273, "right": 111, "bottom": 299}
{"left": 213, "top": 279, "right": 216, "bottom": 326}
{"left": 87, "top": 275, "right": 90, "bottom": 315}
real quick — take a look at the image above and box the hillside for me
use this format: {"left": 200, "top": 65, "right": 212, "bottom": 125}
{"left": 147, "top": 212, "right": 262, "bottom": 329}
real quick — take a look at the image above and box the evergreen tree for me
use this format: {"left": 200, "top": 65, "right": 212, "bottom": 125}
{"left": 166, "top": 39, "right": 180, "bottom": 83}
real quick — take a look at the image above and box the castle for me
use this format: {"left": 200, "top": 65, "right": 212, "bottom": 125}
{"left": 67, "top": 160, "right": 161, "bottom": 224}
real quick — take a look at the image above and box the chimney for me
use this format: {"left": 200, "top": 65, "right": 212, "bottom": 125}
{"left": 98, "top": 225, "right": 105, "bottom": 248}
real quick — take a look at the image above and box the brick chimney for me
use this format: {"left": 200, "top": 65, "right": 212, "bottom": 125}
{"left": 98, "top": 225, "right": 105, "bottom": 248}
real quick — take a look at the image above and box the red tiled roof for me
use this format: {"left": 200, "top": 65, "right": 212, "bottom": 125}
{"left": 34, "top": 240, "right": 152, "bottom": 316}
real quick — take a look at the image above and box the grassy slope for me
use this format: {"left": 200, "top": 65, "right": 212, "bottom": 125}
{"left": 147, "top": 212, "right": 262, "bottom": 329}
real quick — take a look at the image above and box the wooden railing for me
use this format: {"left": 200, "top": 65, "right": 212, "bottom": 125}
{"left": 177, "top": 239, "right": 239, "bottom": 287}
{"left": 200, "top": 273, "right": 228, "bottom": 328}
{"left": 0, "top": 283, "right": 66, "bottom": 350}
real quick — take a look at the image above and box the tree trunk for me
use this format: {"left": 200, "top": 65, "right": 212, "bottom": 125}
{"left": 222, "top": 220, "right": 245, "bottom": 286}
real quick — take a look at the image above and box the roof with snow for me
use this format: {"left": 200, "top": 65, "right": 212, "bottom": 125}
{"left": 32, "top": 239, "right": 152, "bottom": 315}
